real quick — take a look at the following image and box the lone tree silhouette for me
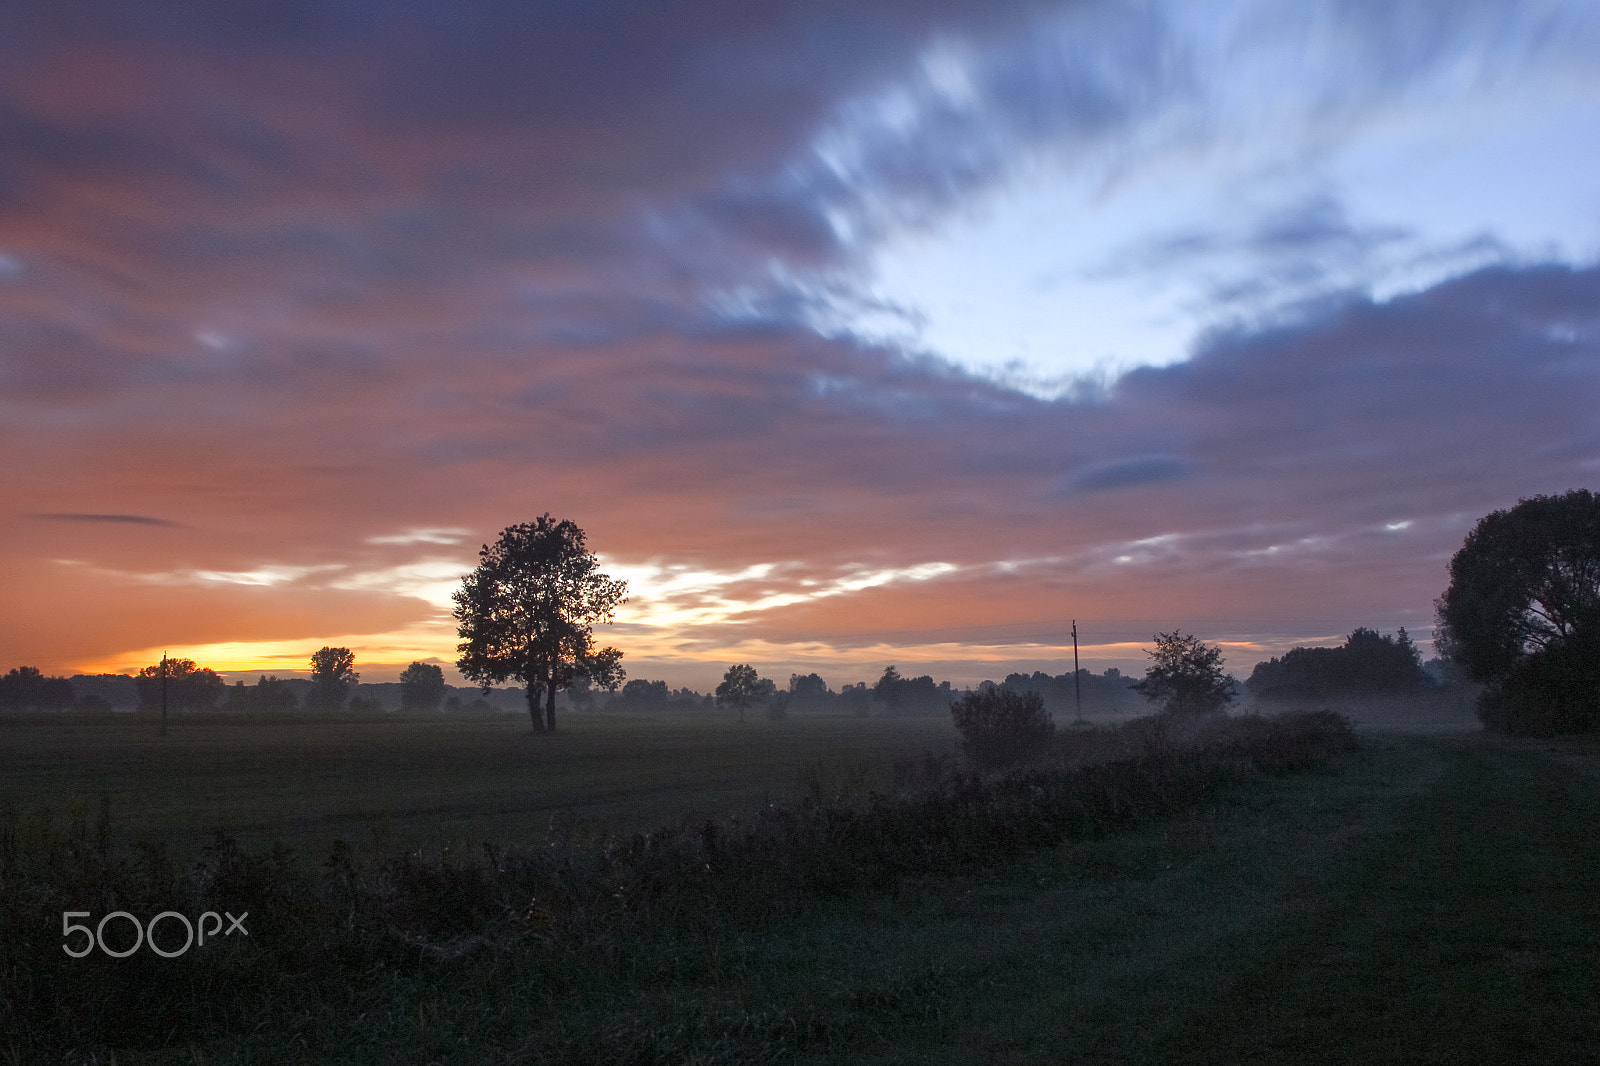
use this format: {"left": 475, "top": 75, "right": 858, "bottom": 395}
{"left": 454, "top": 516, "right": 626, "bottom": 733}
{"left": 715, "top": 663, "right": 759, "bottom": 723}
{"left": 1135, "top": 631, "right": 1234, "bottom": 716}
{"left": 308, "top": 646, "right": 359, "bottom": 712}
{"left": 398, "top": 661, "right": 447, "bottom": 713}
{"left": 1436, "top": 489, "right": 1600, "bottom": 734}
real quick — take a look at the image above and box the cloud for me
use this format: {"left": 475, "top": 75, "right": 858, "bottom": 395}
{"left": 1069, "top": 456, "right": 1194, "bottom": 495}
{"left": 34, "top": 512, "right": 175, "bottom": 526}
{"left": 2, "top": 2, "right": 1597, "bottom": 684}
{"left": 365, "top": 527, "right": 472, "bottom": 546}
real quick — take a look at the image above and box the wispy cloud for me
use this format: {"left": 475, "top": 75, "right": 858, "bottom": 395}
{"left": 34, "top": 513, "right": 175, "bottom": 526}
{"left": 364, "top": 528, "right": 473, "bottom": 546}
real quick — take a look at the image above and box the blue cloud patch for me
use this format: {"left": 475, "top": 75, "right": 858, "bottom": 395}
{"left": 1070, "top": 456, "right": 1193, "bottom": 494}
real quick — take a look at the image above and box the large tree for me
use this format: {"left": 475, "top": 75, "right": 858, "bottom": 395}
{"left": 398, "top": 661, "right": 447, "bottom": 714}
{"left": 134, "top": 658, "right": 224, "bottom": 714}
{"left": 454, "top": 516, "right": 627, "bottom": 733}
{"left": 1134, "top": 631, "right": 1235, "bottom": 716}
{"left": 307, "top": 646, "right": 359, "bottom": 712}
{"left": 1435, "top": 490, "right": 1600, "bottom": 733}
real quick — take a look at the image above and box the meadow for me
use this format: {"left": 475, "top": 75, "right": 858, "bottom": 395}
{"left": 0, "top": 710, "right": 961, "bottom": 858}
{"left": 3, "top": 699, "right": 1595, "bottom": 1064}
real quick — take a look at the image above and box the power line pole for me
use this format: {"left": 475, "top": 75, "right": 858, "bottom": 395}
{"left": 160, "top": 651, "right": 169, "bottom": 737}
{"left": 1072, "top": 620, "right": 1083, "bottom": 724}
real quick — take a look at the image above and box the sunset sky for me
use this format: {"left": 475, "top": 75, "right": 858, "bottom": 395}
{"left": 2, "top": 0, "right": 1597, "bottom": 690}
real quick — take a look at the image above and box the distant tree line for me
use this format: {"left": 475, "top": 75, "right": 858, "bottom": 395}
{"left": 0, "top": 650, "right": 524, "bottom": 717}
{"left": 989, "top": 667, "right": 1140, "bottom": 717}
{"left": 1246, "top": 628, "right": 1430, "bottom": 700}
{"left": 0, "top": 666, "right": 76, "bottom": 712}
{"left": 596, "top": 664, "right": 1140, "bottom": 721}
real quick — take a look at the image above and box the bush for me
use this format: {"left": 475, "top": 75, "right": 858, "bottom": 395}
{"left": 1476, "top": 632, "right": 1600, "bottom": 735}
{"left": 950, "top": 688, "right": 1055, "bottom": 766}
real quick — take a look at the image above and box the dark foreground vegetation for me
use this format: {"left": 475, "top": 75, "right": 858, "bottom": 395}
{"left": 2, "top": 711, "right": 1363, "bottom": 1062}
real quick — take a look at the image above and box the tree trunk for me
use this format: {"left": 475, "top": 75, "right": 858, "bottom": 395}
{"left": 526, "top": 685, "right": 544, "bottom": 733}
{"left": 544, "top": 666, "right": 558, "bottom": 733}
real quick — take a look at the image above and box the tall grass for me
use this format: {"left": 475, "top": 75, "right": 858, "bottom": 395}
{"left": 1, "top": 711, "right": 1355, "bottom": 1060}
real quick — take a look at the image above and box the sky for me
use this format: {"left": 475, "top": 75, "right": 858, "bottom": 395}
{"left": 2, "top": 0, "right": 1598, "bottom": 690}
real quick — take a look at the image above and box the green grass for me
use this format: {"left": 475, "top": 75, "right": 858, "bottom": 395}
{"left": 0, "top": 710, "right": 959, "bottom": 856}
{"left": 5, "top": 709, "right": 1598, "bottom": 1064}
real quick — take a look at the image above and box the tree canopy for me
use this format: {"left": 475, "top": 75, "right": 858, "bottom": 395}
{"left": 0, "top": 666, "right": 73, "bottom": 711}
{"left": 398, "top": 661, "right": 447, "bottom": 714}
{"left": 134, "top": 658, "right": 224, "bottom": 713}
{"left": 1134, "top": 632, "right": 1235, "bottom": 716}
{"left": 1436, "top": 490, "right": 1600, "bottom": 733}
{"left": 454, "top": 516, "right": 627, "bottom": 733}
{"left": 715, "top": 663, "right": 759, "bottom": 722}
{"left": 307, "top": 646, "right": 359, "bottom": 712}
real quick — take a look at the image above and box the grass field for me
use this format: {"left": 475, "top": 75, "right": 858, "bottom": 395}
{"left": 0, "top": 710, "right": 961, "bottom": 857}
{"left": 5, "top": 704, "right": 1597, "bottom": 1063}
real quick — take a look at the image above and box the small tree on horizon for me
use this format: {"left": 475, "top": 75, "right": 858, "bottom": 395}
{"left": 873, "top": 664, "right": 903, "bottom": 713}
{"left": 134, "top": 658, "right": 224, "bottom": 714}
{"left": 453, "top": 516, "right": 627, "bottom": 733}
{"left": 716, "top": 663, "right": 759, "bottom": 723}
{"left": 398, "top": 661, "right": 448, "bottom": 713}
{"left": 1134, "top": 632, "right": 1234, "bottom": 716}
{"left": 307, "top": 646, "right": 359, "bottom": 712}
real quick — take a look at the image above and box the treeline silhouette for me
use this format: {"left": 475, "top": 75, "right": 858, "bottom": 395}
{"left": 0, "top": 663, "right": 526, "bottom": 715}
{"left": 1, "top": 628, "right": 1451, "bottom": 719}
{"left": 1245, "top": 628, "right": 1432, "bottom": 700}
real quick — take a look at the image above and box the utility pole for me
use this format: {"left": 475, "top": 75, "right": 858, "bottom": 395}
{"left": 160, "top": 651, "right": 169, "bottom": 738}
{"left": 1072, "top": 620, "right": 1083, "bottom": 724}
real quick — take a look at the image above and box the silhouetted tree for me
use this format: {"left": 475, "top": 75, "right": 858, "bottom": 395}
{"left": 398, "top": 661, "right": 447, "bottom": 713}
{"left": 1247, "top": 628, "right": 1428, "bottom": 699}
{"left": 134, "top": 658, "right": 224, "bottom": 713}
{"left": 618, "top": 678, "right": 670, "bottom": 710}
{"left": 257, "top": 675, "right": 299, "bottom": 712}
{"left": 307, "top": 646, "right": 359, "bottom": 712}
{"left": 893, "top": 673, "right": 947, "bottom": 716}
{"left": 67, "top": 674, "right": 137, "bottom": 710}
{"left": 0, "top": 666, "right": 74, "bottom": 711}
{"left": 787, "top": 672, "right": 830, "bottom": 710}
{"left": 873, "top": 665, "right": 903, "bottom": 712}
{"left": 453, "top": 516, "right": 627, "bottom": 733}
{"left": 716, "top": 663, "right": 759, "bottom": 723}
{"left": 1436, "top": 490, "right": 1600, "bottom": 734}
{"left": 1135, "top": 632, "right": 1234, "bottom": 716}
{"left": 839, "top": 681, "right": 871, "bottom": 717}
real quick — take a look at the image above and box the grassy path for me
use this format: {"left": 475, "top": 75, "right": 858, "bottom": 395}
{"left": 764, "top": 733, "right": 1600, "bottom": 1065}
{"left": 1157, "top": 734, "right": 1600, "bottom": 1064}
